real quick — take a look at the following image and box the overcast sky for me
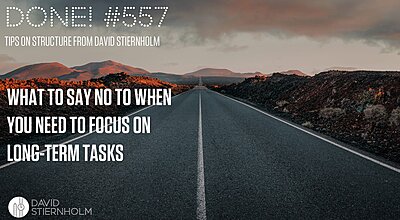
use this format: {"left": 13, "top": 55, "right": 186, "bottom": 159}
{"left": 1, "top": 0, "right": 400, "bottom": 75}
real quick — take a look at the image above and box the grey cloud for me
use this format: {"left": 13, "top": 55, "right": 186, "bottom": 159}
{"left": 163, "top": 62, "right": 178, "bottom": 67}
{"left": 4, "top": 0, "right": 400, "bottom": 49}
{"left": 209, "top": 44, "right": 248, "bottom": 53}
{"left": 0, "top": 54, "right": 16, "bottom": 63}
{"left": 0, "top": 54, "right": 25, "bottom": 74}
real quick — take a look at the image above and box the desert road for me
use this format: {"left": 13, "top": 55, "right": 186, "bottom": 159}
{"left": 1, "top": 87, "right": 400, "bottom": 219}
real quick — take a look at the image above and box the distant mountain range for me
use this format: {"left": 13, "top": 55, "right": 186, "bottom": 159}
{"left": 0, "top": 60, "right": 308, "bottom": 84}
{"left": 2, "top": 62, "right": 77, "bottom": 80}
{"left": 279, "top": 70, "right": 308, "bottom": 77}
{"left": 184, "top": 68, "right": 265, "bottom": 78}
{"left": 71, "top": 60, "right": 149, "bottom": 77}
{"left": 1, "top": 60, "right": 149, "bottom": 81}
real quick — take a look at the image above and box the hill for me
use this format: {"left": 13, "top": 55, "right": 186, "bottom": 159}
{"left": 71, "top": 60, "right": 149, "bottom": 79}
{"left": 279, "top": 70, "right": 308, "bottom": 76}
{"left": 2, "top": 61, "right": 307, "bottom": 84}
{"left": 1, "top": 60, "right": 150, "bottom": 81}
{"left": 185, "top": 68, "right": 264, "bottom": 78}
{"left": 1, "top": 62, "right": 84, "bottom": 80}
{"left": 185, "top": 68, "right": 238, "bottom": 77}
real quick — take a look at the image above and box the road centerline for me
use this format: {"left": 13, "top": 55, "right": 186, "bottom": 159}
{"left": 196, "top": 90, "right": 207, "bottom": 220}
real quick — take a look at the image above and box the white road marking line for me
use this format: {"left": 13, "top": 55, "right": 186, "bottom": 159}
{"left": 196, "top": 91, "right": 207, "bottom": 220}
{"left": 0, "top": 91, "right": 189, "bottom": 171}
{"left": 215, "top": 91, "right": 400, "bottom": 174}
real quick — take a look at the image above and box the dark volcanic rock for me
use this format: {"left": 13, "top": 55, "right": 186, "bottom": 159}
{"left": 217, "top": 71, "right": 400, "bottom": 163}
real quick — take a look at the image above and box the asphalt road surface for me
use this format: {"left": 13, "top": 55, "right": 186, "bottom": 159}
{"left": 1, "top": 87, "right": 400, "bottom": 219}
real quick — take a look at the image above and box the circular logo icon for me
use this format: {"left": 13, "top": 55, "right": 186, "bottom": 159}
{"left": 8, "top": 197, "right": 29, "bottom": 218}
